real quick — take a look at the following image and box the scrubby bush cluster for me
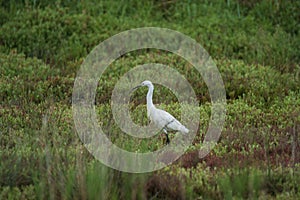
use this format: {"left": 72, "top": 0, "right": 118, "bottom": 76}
{"left": 1, "top": 0, "right": 299, "bottom": 199}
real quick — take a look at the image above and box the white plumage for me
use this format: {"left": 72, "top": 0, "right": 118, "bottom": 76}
{"left": 132, "top": 80, "right": 189, "bottom": 144}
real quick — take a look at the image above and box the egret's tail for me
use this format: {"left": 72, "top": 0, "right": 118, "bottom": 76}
{"left": 180, "top": 125, "right": 189, "bottom": 134}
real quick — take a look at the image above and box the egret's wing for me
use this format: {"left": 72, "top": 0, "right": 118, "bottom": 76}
{"left": 150, "top": 108, "right": 171, "bottom": 128}
{"left": 155, "top": 109, "right": 182, "bottom": 129}
{"left": 156, "top": 108, "right": 189, "bottom": 134}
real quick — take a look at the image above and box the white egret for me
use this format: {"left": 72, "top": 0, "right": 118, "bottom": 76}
{"left": 131, "top": 80, "right": 189, "bottom": 144}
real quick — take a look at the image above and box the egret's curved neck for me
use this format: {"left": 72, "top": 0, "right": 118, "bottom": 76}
{"left": 146, "top": 84, "right": 155, "bottom": 110}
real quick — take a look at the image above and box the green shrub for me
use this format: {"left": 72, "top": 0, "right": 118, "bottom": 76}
{"left": 96, "top": 55, "right": 299, "bottom": 106}
{"left": 0, "top": 185, "right": 35, "bottom": 200}
{"left": 161, "top": 0, "right": 299, "bottom": 71}
{"left": 0, "top": 53, "right": 73, "bottom": 104}
{"left": 0, "top": 7, "right": 104, "bottom": 65}
{"left": 1, "top": 0, "right": 299, "bottom": 70}
{"left": 218, "top": 59, "right": 299, "bottom": 106}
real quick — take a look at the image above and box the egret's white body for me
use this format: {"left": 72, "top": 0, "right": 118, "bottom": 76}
{"left": 132, "top": 80, "right": 189, "bottom": 144}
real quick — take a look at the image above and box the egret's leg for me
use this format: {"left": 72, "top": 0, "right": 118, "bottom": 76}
{"left": 163, "top": 129, "right": 170, "bottom": 145}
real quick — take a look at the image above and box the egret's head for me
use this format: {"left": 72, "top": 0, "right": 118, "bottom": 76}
{"left": 131, "top": 80, "right": 153, "bottom": 92}
{"left": 140, "top": 80, "right": 153, "bottom": 87}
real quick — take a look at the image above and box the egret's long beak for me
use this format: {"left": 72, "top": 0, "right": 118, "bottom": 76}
{"left": 130, "top": 84, "right": 142, "bottom": 93}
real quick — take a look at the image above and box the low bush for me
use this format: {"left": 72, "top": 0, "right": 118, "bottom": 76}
{"left": 0, "top": 53, "right": 73, "bottom": 105}
{"left": 1, "top": 0, "right": 299, "bottom": 71}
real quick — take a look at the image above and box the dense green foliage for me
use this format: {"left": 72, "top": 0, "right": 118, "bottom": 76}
{"left": 0, "top": 0, "right": 299, "bottom": 199}
{"left": 1, "top": 0, "right": 299, "bottom": 71}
